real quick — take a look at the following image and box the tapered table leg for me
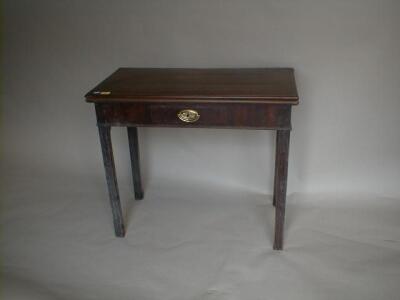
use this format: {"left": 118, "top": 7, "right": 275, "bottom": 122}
{"left": 273, "top": 130, "right": 290, "bottom": 250}
{"left": 127, "top": 127, "right": 144, "bottom": 200}
{"left": 98, "top": 125, "right": 125, "bottom": 237}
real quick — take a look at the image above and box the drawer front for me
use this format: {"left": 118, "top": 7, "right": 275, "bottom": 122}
{"left": 95, "top": 102, "right": 292, "bottom": 129}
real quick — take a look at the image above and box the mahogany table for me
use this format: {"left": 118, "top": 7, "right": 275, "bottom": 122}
{"left": 85, "top": 68, "right": 299, "bottom": 250}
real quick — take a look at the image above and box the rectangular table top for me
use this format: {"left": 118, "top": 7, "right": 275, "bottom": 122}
{"left": 85, "top": 68, "right": 299, "bottom": 104}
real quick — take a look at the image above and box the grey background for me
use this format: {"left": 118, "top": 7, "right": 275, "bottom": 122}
{"left": 2, "top": 1, "right": 400, "bottom": 299}
{"left": 3, "top": 0, "right": 400, "bottom": 196}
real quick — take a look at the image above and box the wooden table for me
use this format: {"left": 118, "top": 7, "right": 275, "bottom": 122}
{"left": 85, "top": 68, "right": 299, "bottom": 250}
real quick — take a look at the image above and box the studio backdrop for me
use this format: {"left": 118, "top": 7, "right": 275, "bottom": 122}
{"left": 2, "top": 0, "right": 400, "bottom": 197}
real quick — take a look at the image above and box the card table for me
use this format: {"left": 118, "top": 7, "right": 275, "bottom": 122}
{"left": 85, "top": 68, "right": 299, "bottom": 250}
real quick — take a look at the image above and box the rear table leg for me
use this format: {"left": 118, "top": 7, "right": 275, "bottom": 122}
{"left": 127, "top": 127, "right": 144, "bottom": 200}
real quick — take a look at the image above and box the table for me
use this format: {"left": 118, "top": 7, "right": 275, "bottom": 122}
{"left": 85, "top": 68, "right": 299, "bottom": 250}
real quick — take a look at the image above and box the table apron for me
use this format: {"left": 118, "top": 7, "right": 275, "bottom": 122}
{"left": 95, "top": 102, "right": 292, "bottom": 130}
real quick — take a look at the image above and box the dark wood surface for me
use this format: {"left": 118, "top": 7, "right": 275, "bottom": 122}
{"left": 95, "top": 102, "right": 292, "bottom": 129}
{"left": 86, "top": 68, "right": 299, "bottom": 104}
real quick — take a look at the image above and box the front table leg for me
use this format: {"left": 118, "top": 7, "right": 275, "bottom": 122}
{"left": 98, "top": 125, "right": 125, "bottom": 237}
{"left": 273, "top": 130, "right": 290, "bottom": 250}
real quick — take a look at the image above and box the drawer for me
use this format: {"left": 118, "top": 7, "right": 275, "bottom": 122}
{"left": 95, "top": 102, "right": 292, "bottom": 129}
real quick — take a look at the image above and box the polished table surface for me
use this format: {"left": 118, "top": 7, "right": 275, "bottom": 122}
{"left": 86, "top": 68, "right": 299, "bottom": 250}
{"left": 86, "top": 68, "right": 298, "bottom": 103}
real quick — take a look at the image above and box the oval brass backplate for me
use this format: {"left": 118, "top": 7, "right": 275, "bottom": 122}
{"left": 177, "top": 109, "right": 200, "bottom": 123}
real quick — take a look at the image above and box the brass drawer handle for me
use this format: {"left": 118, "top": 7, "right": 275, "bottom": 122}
{"left": 177, "top": 109, "right": 200, "bottom": 123}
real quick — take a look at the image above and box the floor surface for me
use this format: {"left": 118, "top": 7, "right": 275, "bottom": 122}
{"left": 1, "top": 169, "right": 400, "bottom": 300}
